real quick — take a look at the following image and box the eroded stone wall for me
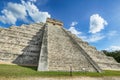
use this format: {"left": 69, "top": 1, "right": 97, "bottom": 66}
{"left": 66, "top": 31, "right": 120, "bottom": 70}
{"left": 46, "top": 23, "right": 97, "bottom": 72}
{"left": 0, "top": 23, "right": 44, "bottom": 66}
{"left": 0, "top": 18, "right": 120, "bottom": 72}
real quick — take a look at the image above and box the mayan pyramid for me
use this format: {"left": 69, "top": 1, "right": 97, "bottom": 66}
{"left": 0, "top": 18, "right": 120, "bottom": 73}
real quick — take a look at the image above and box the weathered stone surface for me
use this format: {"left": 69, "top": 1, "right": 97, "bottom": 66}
{"left": 46, "top": 24, "right": 97, "bottom": 72}
{"left": 37, "top": 25, "right": 48, "bottom": 71}
{"left": 0, "top": 18, "right": 120, "bottom": 72}
{"left": 0, "top": 23, "right": 44, "bottom": 66}
{"left": 37, "top": 19, "right": 101, "bottom": 72}
{"left": 66, "top": 31, "right": 120, "bottom": 70}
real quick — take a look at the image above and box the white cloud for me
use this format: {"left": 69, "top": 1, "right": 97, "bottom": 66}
{"left": 7, "top": 2, "right": 27, "bottom": 20}
{"left": 0, "top": 2, "right": 26, "bottom": 24}
{"left": 107, "top": 31, "right": 118, "bottom": 37}
{"left": 68, "top": 27, "right": 81, "bottom": 36}
{"left": 29, "top": 0, "right": 37, "bottom": 2}
{"left": 89, "top": 14, "right": 108, "bottom": 34}
{"left": 21, "top": 0, "right": 50, "bottom": 23}
{"left": 68, "top": 30, "right": 105, "bottom": 42}
{"left": 68, "top": 21, "right": 105, "bottom": 43}
{"left": 71, "top": 21, "right": 78, "bottom": 27}
{"left": 68, "top": 21, "right": 81, "bottom": 36}
{"left": 106, "top": 46, "right": 120, "bottom": 51}
{"left": 0, "top": 9, "right": 17, "bottom": 24}
{"left": 0, "top": 0, "right": 51, "bottom": 25}
{"left": 83, "top": 33, "right": 105, "bottom": 42}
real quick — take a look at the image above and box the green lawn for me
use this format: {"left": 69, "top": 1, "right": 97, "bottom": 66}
{"left": 0, "top": 64, "right": 120, "bottom": 78}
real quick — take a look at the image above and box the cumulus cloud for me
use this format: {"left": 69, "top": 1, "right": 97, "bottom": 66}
{"left": 83, "top": 33, "right": 105, "bottom": 42}
{"left": 68, "top": 27, "right": 81, "bottom": 36}
{"left": 107, "top": 31, "right": 118, "bottom": 37}
{"left": 68, "top": 21, "right": 105, "bottom": 42}
{"left": 0, "top": 0, "right": 51, "bottom": 25}
{"left": 21, "top": 0, "right": 50, "bottom": 23}
{"left": 0, "top": 2, "right": 26, "bottom": 24}
{"left": 89, "top": 14, "right": 108, "bottom": 34}
{"left": 71, "top": 21, "right": 78, "bottom": 27}
{"left": 106, "top": 46, "right": 120, "bottom": 51}
{"left": 68, "top": 21, "right": 81, "bottom": 36}
{"left": 68, "top": 30, "right": 105, "bottom": 42}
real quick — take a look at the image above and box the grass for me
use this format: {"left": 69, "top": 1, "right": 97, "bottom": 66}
{"left": 0, "top": 64, "right": 120, "bottom": 78}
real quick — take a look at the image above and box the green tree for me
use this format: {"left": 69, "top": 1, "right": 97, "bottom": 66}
{"left": 102, "top": 50, "right": 120, "bottom": 63}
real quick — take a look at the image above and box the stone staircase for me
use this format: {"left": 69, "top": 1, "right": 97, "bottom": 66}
{"left": 62, "top": 28, "right": 102, "bottom": 72}
{"left": 38, "top": 19, "right": 102, "bottom": 72}
{"left": 66, "top": 30, "right": 120, "bottom": 70}
{"left": 0, "top": 23, "right": 44, "bottom": 66}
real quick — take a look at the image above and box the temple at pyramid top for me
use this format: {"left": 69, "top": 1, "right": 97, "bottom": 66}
{"left": 46, "top": 18, "right": 63, "bottom": 26}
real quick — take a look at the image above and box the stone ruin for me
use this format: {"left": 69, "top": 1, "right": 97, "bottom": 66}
{"left": 0, "top": 18, "right": 120, "bottom": 73}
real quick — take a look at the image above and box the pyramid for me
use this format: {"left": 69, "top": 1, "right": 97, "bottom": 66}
{"left": 0, "top": 18, "right": 120, "bottom": 73}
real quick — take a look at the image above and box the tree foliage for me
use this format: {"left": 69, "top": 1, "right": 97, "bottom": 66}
{"left": 102, "top": 50, "right": 120, "bottom": 63}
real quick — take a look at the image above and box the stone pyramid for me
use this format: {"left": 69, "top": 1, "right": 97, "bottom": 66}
{"left": 0, "top": 18, "right": 120, "bottom": 72}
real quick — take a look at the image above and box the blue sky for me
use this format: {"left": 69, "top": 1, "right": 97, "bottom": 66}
{"left": 0, "top": 0, "right": 120, "bottom": 51}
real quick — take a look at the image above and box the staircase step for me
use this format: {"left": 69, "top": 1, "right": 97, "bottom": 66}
{"left": 1, "top": 29, "right": 40, "bottom": 38}
{"left": 0, "top": 32, "right": 42, "bottom": 41}
{"left": 0, "top": 41, "right": 40, "bottom": 51}
{"left": 0, "top": 34, "right": 42, "bottom": 45}
{"left": 20, "top": 23, "right": 44, "bottom": 31}
{"left": 0, "top": 46, "right": 40, "bottom": 53}
{"left": 0, "top": 51, "right": 39, "bottom": 65}
{"left": 66, "top": 29, "right": 120, "bottom": 71}
{"left": 97, "top": 62, "right": 120, "bottom": 70}
{"left": 0, "top": 50, "right": 40, "bottom": 56}
{"left": 10, "top": 27, "right": 39, "bottom": 35}
{"left": 0, "top": 39, "right": 40, "bottom": 46}
{"left": 10, "top": 25, "right": 43, "bottom": 34}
